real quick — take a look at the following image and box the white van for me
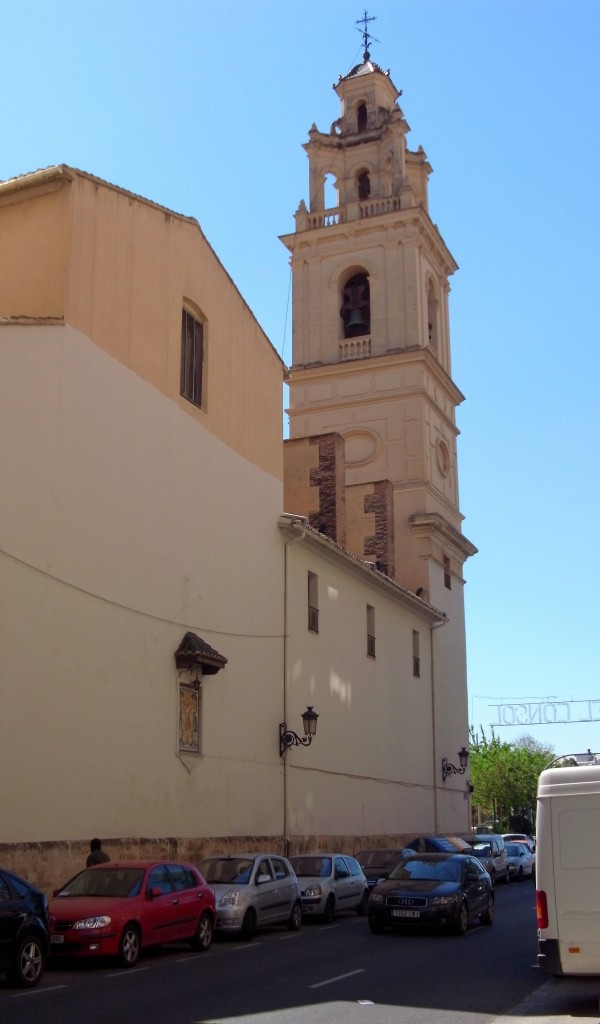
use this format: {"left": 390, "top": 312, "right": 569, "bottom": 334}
{"left": 536, "top": 755, "right": 600, "bottom": 975}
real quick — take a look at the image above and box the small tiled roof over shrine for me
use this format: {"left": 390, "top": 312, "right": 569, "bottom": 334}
{"left": 174, "top": 632, "right": 228, "bottom": 675}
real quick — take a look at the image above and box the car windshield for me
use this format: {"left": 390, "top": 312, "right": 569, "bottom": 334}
{"left": 472, "top": 843, "right": 492, "bottom": 857}
{"left": 357, "top": 851, "right": 401, "bottom": 869}
{"left": 57, "top": 868, "right": 144, "bottom": 898}
{"left": 388, "top": 858, "right": 461, "bottom": 882}
{"left": 506, "top": 843, "right": 523, "bottom": 856}
{"left": 290, "top": 857, "right": 332, "bottom": 877}
{"left": 198, "top": 858, "right": 255, "bottom": 884}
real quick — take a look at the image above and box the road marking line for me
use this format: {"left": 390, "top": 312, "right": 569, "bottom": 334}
{"left": 106, "top": 967, "right": 151, "bottom": 977}
{"left": 310, "top": 969, "right": 365, "bottom": 989}
{"left": 11, "top": 985, "right": 67, "bottom": 997}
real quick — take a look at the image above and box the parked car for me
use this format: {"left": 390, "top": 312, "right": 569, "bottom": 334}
{"left": 503, "top": 832, "right": 536, "bottom": 851}
{"left": 48, "top": 861, "right": 215, "bottom": 967}
{"left": 367, "top": 852, "right": 494, "bottom": 936}
{"left": 356, "top": 849, "right": 411, "bottom": 891}
{"left": 505, "top": 841, "right": 535, "bottom": 881}
{"left": 405, "top": 835, "right": 473, "bottom": 854}
{"left": 289, "top": 853, "right": 369, "bottom": 921}
{"left": 464, "top": 833, "right": 510, "bottom": 886}
{"left": 0, "top": 868, "right": 49, "bottom": 987}
{"left": 197, "top": 854, "right": 302, "bottom": 940}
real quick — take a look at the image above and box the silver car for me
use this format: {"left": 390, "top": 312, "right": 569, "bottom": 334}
{"left": 505, "top": 841, "right": 535, "bottom": 881}
{"left": 289, "top": 853, "right": 369, "bottom": 922}
{"left": 197, "top": 854, "right": 302, "bottom": 940}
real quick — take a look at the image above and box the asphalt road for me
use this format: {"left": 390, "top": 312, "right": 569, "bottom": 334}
{"left": 2, "top": 878, "right": 600, "bottom": 1024}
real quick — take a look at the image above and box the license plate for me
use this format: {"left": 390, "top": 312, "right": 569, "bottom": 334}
{"left": 391, "top": 908, "right": 420, "bottom": 918}
{"left": 51, "top": 935, "right": 65, "bottom": 944}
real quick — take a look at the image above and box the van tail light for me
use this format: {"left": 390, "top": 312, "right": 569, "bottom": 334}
{"left": 536, "top": 889, "right": 548, "bottom": 930}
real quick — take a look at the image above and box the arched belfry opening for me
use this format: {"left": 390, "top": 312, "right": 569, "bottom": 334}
{"left": 340, "top": 272, "right": 370, "bottom": 338}
{"left": 357, "top": 102, "right": 368, "bottom": 133}
{"left": 427, "top": 278, "right": 439, "bottom": 355}
{"left": 324, "top": 172, "right": 338, "bottom": 211}
{"left": 357, "top": 169, "right": 370, "bottom": 200}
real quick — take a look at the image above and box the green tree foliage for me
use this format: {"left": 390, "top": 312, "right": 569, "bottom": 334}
{"left": 469, "top": 728, "right": 553, "bottom": 832}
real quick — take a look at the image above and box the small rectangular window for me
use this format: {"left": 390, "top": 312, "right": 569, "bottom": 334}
{"left": 367, "top": 604, "right": 375, "bottom": 658}
{"left": 444, "top": 555, "right": 452, "bottom": 590}
{"left": 308, "top": 572, "right": 319, "bottom": 633}
{"left": 412, "top": 630, "right": 420, "bottom": 677}
{"left": 181, "top": 309, "right": 204, "bottom": 408}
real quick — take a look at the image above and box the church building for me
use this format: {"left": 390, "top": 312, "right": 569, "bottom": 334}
{"left": 0, "top": 30, "right": 475, "bottom": 891}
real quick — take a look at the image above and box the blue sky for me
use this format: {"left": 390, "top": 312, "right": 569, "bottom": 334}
{"left": 3, "top": 0, "right": 599, "bottom": 758}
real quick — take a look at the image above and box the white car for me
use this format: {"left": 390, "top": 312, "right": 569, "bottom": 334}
{"left": 289, "top": 853, "right": 369, "bottom": 922}
{"left": 505, "top": 841, "right": 535, "bottom": 880}
{"left": 197, "top": 854, "right": 302, "bottom": 939}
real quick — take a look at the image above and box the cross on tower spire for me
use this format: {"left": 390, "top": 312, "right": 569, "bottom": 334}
{"left": 355, "top": 9, "right": 379, "bottom": 61}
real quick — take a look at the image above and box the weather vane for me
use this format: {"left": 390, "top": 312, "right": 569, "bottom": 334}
{"left": 356, "top": 10, "right": 379, "bottom": 60}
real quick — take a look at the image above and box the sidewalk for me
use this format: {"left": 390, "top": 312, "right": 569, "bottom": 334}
{"left": 491, "top": 975, "right": 600, "bottom": 1023}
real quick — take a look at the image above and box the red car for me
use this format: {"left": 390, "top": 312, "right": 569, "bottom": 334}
{"left": 48, "top": 860, "right": 215, "bottom": 967}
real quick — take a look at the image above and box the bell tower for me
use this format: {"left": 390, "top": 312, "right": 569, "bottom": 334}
{"left": 281, "top": 33, "right": 476, "bottom": 609}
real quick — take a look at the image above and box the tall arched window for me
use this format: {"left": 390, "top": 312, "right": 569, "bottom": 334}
{"left": 427, "top": 280, "right": 439, "bottom": 355}
{"left": 357, "top": 103, "right": 368, "bottom": 133}
{"left": 340, "top": 272, "right": 370, "bottom": 337}
{"left": 358, "top": 171, "right": 370, "bottom": 201}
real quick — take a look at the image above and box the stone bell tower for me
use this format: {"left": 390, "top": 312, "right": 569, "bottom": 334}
{"left": 281, "top": 35, "right": 476, "bottom": 611}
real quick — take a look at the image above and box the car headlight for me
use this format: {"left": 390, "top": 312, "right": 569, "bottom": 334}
{"left": 369, "top": 892, "right": 384, "bottom": 904}
{"left": 304, "top": 885, "right": 322, "bottom": 898}
{"left": 218, "top": 891, "right": 241, "bottom": 907}
{"left": 73, "top": 915, "right": 112, "bottom": 929}
{"left": 428, "top": 896, "right": 458, "bottom": 908}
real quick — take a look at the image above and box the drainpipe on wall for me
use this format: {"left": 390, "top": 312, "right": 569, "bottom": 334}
{"left": 430, "top": 616, "right": 448, "bottom": 833}
{"left": 281, "top": 519, "right": 307, "bottom": 858}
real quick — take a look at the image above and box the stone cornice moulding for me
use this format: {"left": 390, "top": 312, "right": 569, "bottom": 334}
{"left": 409, "top": 512, "right": 478, "bottom": 563}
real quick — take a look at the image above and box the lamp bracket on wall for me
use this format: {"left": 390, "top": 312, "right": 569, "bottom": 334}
{"left": 441, "top": 746, "right": 469, "bottom": 783}
{"left": 279, "top": 706, "right": 319, "bottom": 758}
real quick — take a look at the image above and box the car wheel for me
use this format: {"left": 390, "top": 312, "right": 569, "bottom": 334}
{"left": 356, "top": 890, "right": 369, "bottom": 916}
{"left": 479, "top": 894, "right": 495, "bottom": 926}
{"left": 489, "top": 869, "right": 496, "bottom": 887}
{"left": 368, "top": 913, "right": 385, "bottom": 934}
{"left": 9, "top": 934, "right": 46, "bottom": 988}
{"left": 503, "top": 869, "right": 510, "bottom": 884}
{"left": 118, "top": 924, "right": 141, "bottom": 967}
{"left": 453, "top": 901, "right": 468, "bottom": 935}
{"left": 323, "top": 895, "right": 336, "bottom": 924}
{"left": 287, "top": 901, "right": 302, "bottom": 931}
{"left": 190, "top": 912, "right": 214, "bottom": 952}
{"left": 517, "top": 867, "right": 524, "bottom": 882}
{"left": 240, "top": 908, "right": 256, "bottom": 941}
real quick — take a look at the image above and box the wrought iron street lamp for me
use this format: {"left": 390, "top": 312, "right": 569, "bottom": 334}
{"left": 279, "top": 706, "right": 319, "bottom": 757}
{"left": 441, "top": 746, "right": 469, "bottom": 783}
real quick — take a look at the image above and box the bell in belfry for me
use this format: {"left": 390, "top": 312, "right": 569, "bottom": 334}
{"left": 345, "top": 307, "right": 368, "bottom": 336}
{"left": 340, "top": 272, "right": 370, "bottom": 338}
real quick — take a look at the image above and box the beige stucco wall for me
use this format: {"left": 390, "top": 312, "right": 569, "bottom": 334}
{"left": 0, "top": 322, "right": 286, "bottom": 847}
{"left": 0, "top": 168, "right": 284, "bottom": 479}
{"left": 280, "top": 530, "right": 469, "bottom": 840}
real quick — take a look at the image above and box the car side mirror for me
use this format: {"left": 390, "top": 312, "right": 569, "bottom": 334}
{"left": 256, "top": 873, "right": 271, "bottom": 885}
{"left": 148, "top": 886, "right": 162, "bottom": 900}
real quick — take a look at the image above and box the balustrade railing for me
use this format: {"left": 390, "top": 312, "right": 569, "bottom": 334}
{"left": 339, "top": 337, "right": 371, "bottom": 361}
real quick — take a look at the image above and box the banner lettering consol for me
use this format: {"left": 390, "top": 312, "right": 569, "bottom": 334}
{"left": 488, "top": 699, "right": 600, "bottom": 727}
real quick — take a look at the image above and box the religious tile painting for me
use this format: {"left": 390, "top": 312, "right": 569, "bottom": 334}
{"left": 179, "top": 681, "right": 200, "bottom": 753}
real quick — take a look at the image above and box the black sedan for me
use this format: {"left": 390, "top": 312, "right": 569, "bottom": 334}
{"left": 0, "top": 868, "right": 49, "bottom": 986}
{"left": 367, "top": 853, "right": 494, "bottom": 936}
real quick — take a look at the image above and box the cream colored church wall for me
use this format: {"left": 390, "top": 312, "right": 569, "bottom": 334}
{"left": 0, "top": 171, "right": 284, "bottom": 481}
{"left": 0, "top": 182, "right": 69, "bottom": 318}
{"left": 281, "top": 537, "right": 440, "bottom": 838}
{"left": 0, "top": 324, "right": 286, "bottom": 844}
